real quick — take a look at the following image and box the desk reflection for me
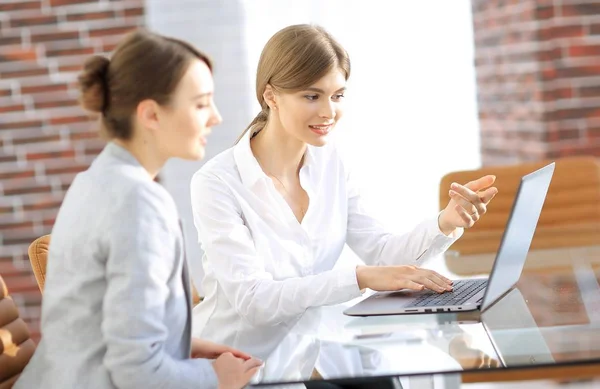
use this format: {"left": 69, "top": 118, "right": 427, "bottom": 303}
{"left": 256, "top": 247, "right": 600, "bottom": 386}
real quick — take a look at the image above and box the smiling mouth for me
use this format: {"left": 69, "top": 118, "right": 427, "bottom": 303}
{"left": 309, "top": 124, "right": 333, "bottom": 135}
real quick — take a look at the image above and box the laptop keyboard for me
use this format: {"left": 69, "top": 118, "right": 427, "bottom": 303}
{"left": 408, "top": 279, "right": 487, "bottom": 307}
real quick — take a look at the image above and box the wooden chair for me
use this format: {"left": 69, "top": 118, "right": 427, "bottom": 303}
{"left": 0, "top": 274, "right": 36, "bottom": 388}
{"left": 439, "top": 156, "right": 600, "bottom": 274}
{"left": 27, "top": 235, "right": 203, "bottom": 306}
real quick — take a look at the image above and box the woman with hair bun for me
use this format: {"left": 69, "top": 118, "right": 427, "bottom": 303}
{"left": 15, "top": 29, "right": 261, "bottom": 389}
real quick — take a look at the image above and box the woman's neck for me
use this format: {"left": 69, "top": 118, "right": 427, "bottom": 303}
{"left": 113, "top": 137, "right": 166, "bottom": 180}
{"left": 250, "top": 122, "right": 307, "bottom": 179}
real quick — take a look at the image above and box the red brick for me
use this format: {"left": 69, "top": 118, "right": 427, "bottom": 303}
{"left": 561, "top": 4, "right": 600, "bottom": 17}
{"left": 42, "top": 218, "right": 55, "bottom": 227}
{"left": 546, "top": 128, "right": 580, "bottom": 142}
{"left": 58, "top": 64, "right": 82, "bottom": 72}
{"left": 22, "top": 199, "right": 62, "bottom": 212}
{"left": 45, "top": 163, "right": 88, "bottom": 175}
{"left": 34, "top": 99, "right": 78, "bottom": 109}
{"left": 3, "top": 274, "right": 41, "bottom": 292}
{"left": 0, "top": 103, "right": 26, "bottom": 114}
{"left": 0, "top": 205, "right": 13, "bottom": 214}
{"left": 49, "top": 115, "right": 90, "bottom": 125}
{"left": 31, "top": 31, "right": 80, "bottom": 43}
{"left": 0, "top": 119, "right": 44, "bottom": 131}
{"left": 541, "top": 67, "right": 557, "bottom": 81}
{"left": 535, "top": 5, "right": 554, "bottom": 20}
{"left": 0, "top": 260, "right": 28, "bottom": 278}
{"left": 0, "top": 89, "right": 12, "bottom": 98}
{"left": 124, "top": 7, "right": 144, "bottom": 17}
{"left": 0, "top": 67, "right": 48, "bottom": 79}
{"left": 49, "top": 0, "right": 97, "bottom": 6}
{"left": 70, "top": 131, "right": 99, "bottom": 140}
{"left": 569, "top": 44, "right": 600, "bottom": 57}
{"left": 592, "top": 23, "right": 600, "bottom": 35}
{"left": 547, "top": 107, "right": 600, "bottom": 121}
{"left": 66, "top": 10, "right": 115, "bottom": 21}
{"left": 0, "top": 155, "right": 18, "bottom": 163}
{"left": 580, "top": 85, "right": 600, "bottom": 98}
{"left": 12, "top": 134, "right": 62, "bottom": 146}
{"left": 557, "top": 65, "right": 600, "bottom": 79}
{"left": 586, "top": 127, "right": 600, "bottom": 139}
{"left": 21, "top": 83, "right": 68, "bottom": 94}
{"left": 538, "top": 47, "right": 562, "bottom": 62}
{"left": 0, "top": 49, "right": 38, "bottom": 62}
{"left": 0, "top": 169, "right": 35, "bottom": 180}
{"left": 0, "top": 1, "right": 41, "bottom": 12}
{"left": 0, "top": 221, "right": 34, "bottom": 231}
{"left": 46, "top": 46, "right": 95, "bottom": 57}
{"left": 89, "top": 26, "right": 135, "bottom": 38}
{"left": 3, "top": 183, "right": 52, "bottom": 196}
{"left": 538, "top": 25, "right": 584, "bottom": 41}
{"left": 542, "top": 87, "right": 573, "bottom": 101}
{"left": 0, "top": 35, "right": 22, "bottom": 46}
{"left": 17, "top": 290, "right": 42, "bottom": 307}
{"left": 9, "top": 14, "right": 58, "bottom": 28}
{"left": 26, "top": 149, "right": 75, "bottom": 161}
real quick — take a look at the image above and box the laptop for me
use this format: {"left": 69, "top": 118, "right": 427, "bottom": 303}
{"left": 481, "top": 287, "right": 555, "bottom": 367}
{"left": 344, "top": 162, "right": 555, "bottom": 316}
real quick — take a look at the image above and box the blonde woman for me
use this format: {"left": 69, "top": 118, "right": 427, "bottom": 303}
{"left": 16, "top": 30, "right": 261, "bottom": 389}
{"left": 190, "top": 24, "right": 497, "bottom": 385}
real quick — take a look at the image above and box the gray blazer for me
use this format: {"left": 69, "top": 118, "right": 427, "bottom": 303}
{"left": 16, "top": 142, "right": 217, "bottom": 389}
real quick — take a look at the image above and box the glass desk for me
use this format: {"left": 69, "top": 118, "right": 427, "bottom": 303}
{"left": 254, "top": 246, "right": 600, "bottom": 388}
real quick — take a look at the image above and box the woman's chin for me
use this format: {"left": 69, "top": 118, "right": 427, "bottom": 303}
{"left": 304, "top": 134, "right": 331, "bottom": 147}
{"left": 180, "top": 147, "right": 206, "bottom": 161}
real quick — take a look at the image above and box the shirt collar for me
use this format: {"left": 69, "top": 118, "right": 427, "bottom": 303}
{"left": 233, "top": 129, "right": 266, "bottom": 188}
{"left": 98, "top": 141, "right": 152, "bottom": 181}
{"left": 233, "top": 129, "right": 317, "bottom": 188}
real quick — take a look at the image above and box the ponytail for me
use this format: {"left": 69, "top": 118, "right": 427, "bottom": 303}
{"left": 235, "top": 108, "right": 269, "bottom": 144}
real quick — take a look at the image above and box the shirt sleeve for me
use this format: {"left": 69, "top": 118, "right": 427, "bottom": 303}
{"left": 344, "top": 169, "right": 463, "bottom": 267}
{"left": 190, "top": 172, "right": 363, "bottom": 327}
{"left": 102, "top": 182, "right": 218, "bottom": 389}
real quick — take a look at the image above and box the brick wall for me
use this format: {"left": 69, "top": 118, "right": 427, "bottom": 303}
{"left": 0, "top": 0, "right": 144, "bottom": 342}
{"left": 472, "top": 0, "right": 600, "bottom": 165}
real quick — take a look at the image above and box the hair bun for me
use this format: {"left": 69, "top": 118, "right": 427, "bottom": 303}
{"left": 78, "top": 55, "right": 110, "bottom": 113}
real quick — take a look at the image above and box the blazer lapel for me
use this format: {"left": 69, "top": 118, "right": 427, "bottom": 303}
{"left": 178, "top": 220, "right": 193, "bottom": 357}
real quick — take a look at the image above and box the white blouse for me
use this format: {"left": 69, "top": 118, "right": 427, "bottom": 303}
{"left": 190, "top": 130, "right": 461, "bottom": 382}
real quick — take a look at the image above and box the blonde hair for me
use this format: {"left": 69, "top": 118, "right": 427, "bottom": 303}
{"left": 236, "top": 24, "right": 350, "bottom": 143}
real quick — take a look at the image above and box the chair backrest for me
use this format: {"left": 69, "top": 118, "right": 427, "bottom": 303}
{"left": 439, "top": 156, "right": 600, "bottom": 256}
{"left": 27, "top": 235, "right": 203, "bottom": 306}
{"left": 0, "top": 275, "right": 36, "bottom": 389}
{"left": 27, "top": 235, "right": 50, "bottom": 292}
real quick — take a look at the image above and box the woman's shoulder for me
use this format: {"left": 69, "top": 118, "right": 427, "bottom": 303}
{"left": 192, "top": 144, "right": 246, "bottom": 193}
{"left": 196, "top": 146, "right": 237, "bottom": 177}
{"left": 87, "top": 163, "right": 178, "bottom": 222}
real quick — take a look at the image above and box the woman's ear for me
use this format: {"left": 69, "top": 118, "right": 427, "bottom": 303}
{"left": 136, "top": 99, "right": 161, "bottom": 133}
{"left": 263, "top": 84, "right": 277, "bottom": 110}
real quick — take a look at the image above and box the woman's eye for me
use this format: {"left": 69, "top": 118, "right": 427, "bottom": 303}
{"left": 304, "top": 95, "right": 318, "bottom": 101}
{"left": 333, "top": 94, "right": 345, "bottom": 100}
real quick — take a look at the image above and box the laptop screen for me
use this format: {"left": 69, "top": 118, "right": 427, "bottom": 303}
{"left": 480, "top": 162, "right": 555, "bottom": 312}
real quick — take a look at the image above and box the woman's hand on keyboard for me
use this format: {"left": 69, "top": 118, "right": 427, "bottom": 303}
{"left": 356, "top": 265, "right": 453, "bottom": 293}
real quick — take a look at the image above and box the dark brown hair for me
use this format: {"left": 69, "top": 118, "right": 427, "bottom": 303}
{"left": 78, "top": 29, "right": 213, "bottom": 140}
{"left": 236, "top": 24, "right": 350, "bottom": 143}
